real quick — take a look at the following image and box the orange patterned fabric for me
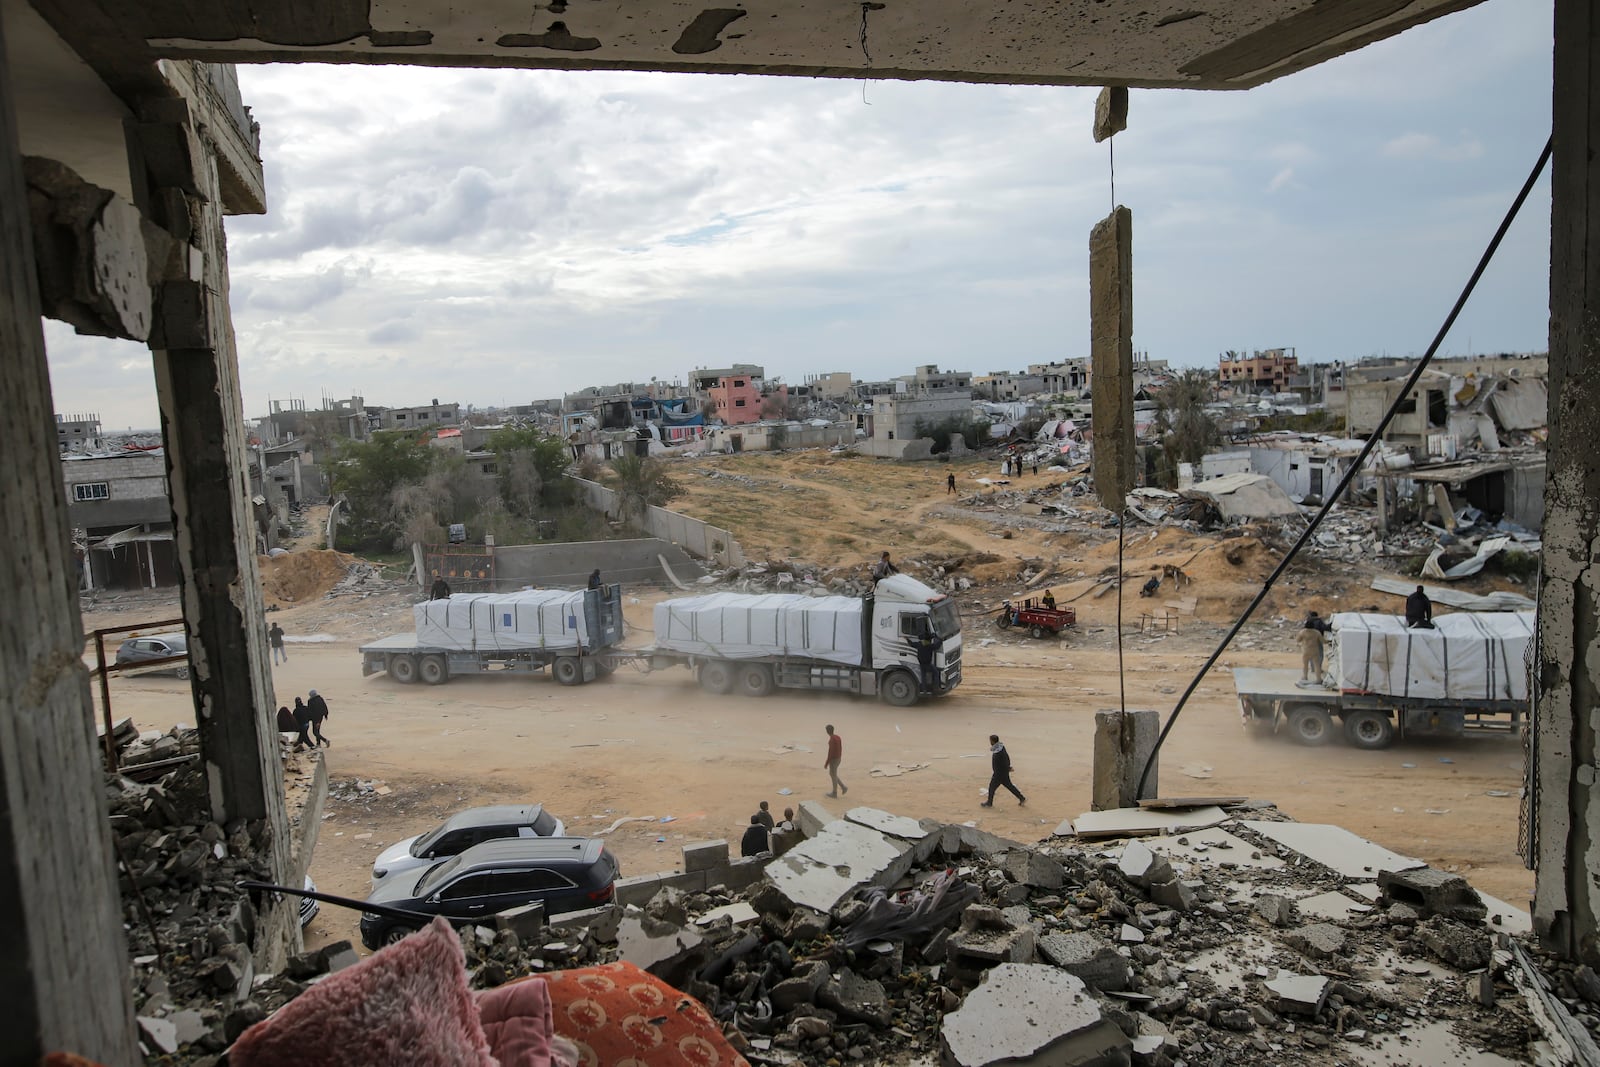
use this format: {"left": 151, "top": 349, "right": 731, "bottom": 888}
{"left": 520, "top": 961, "right": 749, "bottom": 1067}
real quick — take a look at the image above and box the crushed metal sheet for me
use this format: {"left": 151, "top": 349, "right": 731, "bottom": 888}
{"left": 1239, "top": 820, "right": 1425, "bottom": 880}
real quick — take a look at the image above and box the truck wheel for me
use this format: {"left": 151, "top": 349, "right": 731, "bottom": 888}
{"left": 1287, "top": 705, "right": 1334, "bottom": 747}
{"left": 389, "top": 655, "right": 418, "bottom": 684}
{"left": 553, "top": 657, "right": 583, "bottom": 686}
{"left": 1343, "top": 709, "right": 1395, "bottom": 750}
{"left": 419, "top": 655, "right": 448, "bottom": 685}
{"left": 699, "top": 661, "right": 735, "bottom": 695}
{"left": 738, "top": 664, "right": 774, "bottom": 697}
{"left": 1029, "top": 624, "right": 1046, "bottom": 639}
{"left": 880, "top": 671, "right": 921, "bottom": 707}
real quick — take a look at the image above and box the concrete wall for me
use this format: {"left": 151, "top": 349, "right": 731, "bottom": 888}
{"left": 705, "top": 422, "right": 853, "bottom": 453}
{"left": 493, "top": 537, "right": 707, "bottom": 588}
{"left": 856, "top": 436, "right": 936, "bottom": 461}
{"left": 572, "top": 477, "right": 746, "bottom": 568}
{"left": 62, "top": 452, "right": 169, "bottom": 526}
{"left": 871, "top": 392, "right": 971, "bottom": 442}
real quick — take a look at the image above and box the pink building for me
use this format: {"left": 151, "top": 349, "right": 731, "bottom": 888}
{"left": 709, "top": 374, "right": 786, "bottom": 425}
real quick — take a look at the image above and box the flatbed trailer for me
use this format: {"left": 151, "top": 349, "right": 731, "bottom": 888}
{"left": 1232, "top": 667, "right": 1527, "bottom": 749}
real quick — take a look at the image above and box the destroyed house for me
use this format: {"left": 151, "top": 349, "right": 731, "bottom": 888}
{"left": 62, "top": 450, "right": 178, "bottom": 590}
{"left": 7, "top": 2, "right": 1600, "bottom": 1064}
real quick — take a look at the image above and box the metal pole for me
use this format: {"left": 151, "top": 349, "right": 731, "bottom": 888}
{"left": 95, "top": 632, "right": 115, "bottom": 771}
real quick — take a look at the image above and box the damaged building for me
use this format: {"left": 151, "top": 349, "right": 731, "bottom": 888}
{"left": 5, "top": 2, "right": 1600, "bottom": 1066}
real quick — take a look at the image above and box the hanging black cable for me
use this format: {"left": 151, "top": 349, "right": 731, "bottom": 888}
{"left": 1135, "top": 135, "right": 1552, "bottom": 800}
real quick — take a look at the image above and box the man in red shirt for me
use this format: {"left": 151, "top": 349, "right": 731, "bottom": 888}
{"left": 824, "top": 724, "right": 848, "bottom": 799}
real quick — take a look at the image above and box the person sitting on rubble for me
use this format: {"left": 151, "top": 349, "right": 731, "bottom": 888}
{"left": 778, "top": 806, "right": 796, "bottom": 832}
{"left": 740, "top": 814, "right": 770, "bottom": 857}
{"left": 754, "top": 800, "right": 775, "bottom": 831}
{"left": 1139, "top": 575, "right": 1161, "bottom": 598}
{"left": 1041, "top": 589, "right": 1057, "bottom": 610}
{"left": 1406, "top": 585, "right": 1435, "bottom": 629}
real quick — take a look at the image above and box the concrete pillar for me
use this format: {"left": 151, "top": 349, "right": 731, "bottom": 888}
{"left": 1091, "top": 708, "right": 1159, "bottom": 810}
{"left": 1090, "top": 206, "right": 1135, "bottom": 512}
{"left": 137, "top": 95, "right": 297, "bottom": 961}
{"left": 0, "top": 21, "right": 138, "bottom": 1062}
{"left": 1535, "top": 0, "right": 1600, "bottom": 965}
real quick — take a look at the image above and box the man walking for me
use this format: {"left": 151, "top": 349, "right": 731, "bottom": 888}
{"left": 982, "top": 734, "right": 1025, "bottom": 807}
{"left": 824, "top": 724, "right": 848, "bottom": 798}
{"left": 307, "top": 688, "right": 331, "bottom": 747}
{"left": 291, "top": 697, "right": 315, "bottom": 753}
{"left": 268, "top": 621, "right": 287, "bottom": 665}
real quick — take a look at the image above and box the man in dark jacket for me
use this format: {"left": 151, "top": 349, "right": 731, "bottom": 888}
{"left": 1405, "top": 585, "right": 1434, "bottom": 629}
{"left": 306, "top": 689, "right": 331, "bottom": 747}
{"left": 739, "top": 815, "right": 770, "bottom": 857}
{"left": 981, "top": 733, "right": 1026, "bottom": 807}
{"left": 754, "top": 801, "right": 775, "bottom": 831}
{"left": 291, "top": 697, "right": 315, "bottom": 752}
{"left": 430, "top": 574, "right": 450, "bottom": 600}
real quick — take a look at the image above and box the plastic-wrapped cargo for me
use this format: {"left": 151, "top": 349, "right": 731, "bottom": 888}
{"left": 414, "top": 591, "right": 593, "bottom": 652}
{"left": 654, "top": 593, "right": 865, "bottom": 666}
{"left": 1331, "top": 610, "right": 1533, "bottom": 701}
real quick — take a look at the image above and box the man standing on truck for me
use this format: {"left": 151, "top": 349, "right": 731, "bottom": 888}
{"left": 910, "top": 624, "right": 943, "bottom": 695}
{"left": 981, "top": 734, "right": 1026, "bottom": 808}
{"left": 824, "top": 724, "right": 848, "bottom": 798}
{"left": 871, "top": 552, "right": 898, "bottom": 581}
{"left": 1406, "top": 585, "right": 1434, "bottom": 629}
{"left": 1298, "top": 622, "right": 1326, "bottom": 684}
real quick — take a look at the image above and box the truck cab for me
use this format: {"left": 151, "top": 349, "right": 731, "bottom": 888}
{"left": 871, "top": 574, "right": 963, "bottom": 697}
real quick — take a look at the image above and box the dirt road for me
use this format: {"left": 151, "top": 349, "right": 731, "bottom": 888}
{"left": 101, "top": 629, "right": 1531, "bottom": 956}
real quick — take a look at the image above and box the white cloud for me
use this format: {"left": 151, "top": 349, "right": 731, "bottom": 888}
{"left": 1266, "top": 167, "right": 1297, "bottom": 194}
{"left": 1382, "top": 131, "right": 1487, "bottom": 162}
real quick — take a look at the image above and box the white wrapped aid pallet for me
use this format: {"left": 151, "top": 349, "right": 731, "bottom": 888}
{"left": 1331, "top": 610, "right": 1533, "bottom": 702}
{"left": 654, "top": 593, "right": 865, "bottom": 666}
{"left": 414, "top": 591, "right": 592, "bottom": 652}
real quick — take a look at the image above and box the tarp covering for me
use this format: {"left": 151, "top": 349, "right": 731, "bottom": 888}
{"left": 1180, "top": 472, "right": 1301, "bottom": 519}
{"left": 1331, "top": 610, "right": 1533, "bottom": 702}
{"left": 654, "top": 592, "right": 864, "bottom": 665}
{"left": 1488, "top": 378, "right": 1547, "bottom": 431}
{"left": 415, "top": 590, "right": 593, "bottom": 652}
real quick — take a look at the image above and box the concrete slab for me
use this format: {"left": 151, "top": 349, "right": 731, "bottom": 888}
{"left": 941, "top": 964, "right": 1130, "bottom": 1067}
{"left": 1069, "top": 806, "right": 1230, "bottom": 838}
{"left": 615, "top": 912, "right": 705, "bottom": 977}
{"left": 1265, "top": 972, "right": 1330, "bottom": 1015}
{"left": 1344, "top": 1022, "right": 1527, "bottom": 1066}
{"left": 694, "top": 902, "right": 759, "bottom": 927}
{"left": 1479, "top": 892, "right": 1533, "bottom": 935}
{"left": 765, "top": 819, "right": 912, "bottom": 914}
{"left": 845, "top": 807, "right": 928, "bottom": 840}
{"left": 1239, "top": 820, "right": 1425, "bottom": 880}
{"left": 1144, "top": 825, "right": 1285, "bottom": 872}
{"left": 1296, "top": 890, "right": 1371, "bottom": 922}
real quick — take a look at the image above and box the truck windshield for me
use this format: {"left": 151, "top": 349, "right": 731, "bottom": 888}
{"left": 929, "top": 600, "right": 961, "bottom": 640}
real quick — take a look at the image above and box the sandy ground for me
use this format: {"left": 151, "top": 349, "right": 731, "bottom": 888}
{"left": 84, "top": 449, "right": 1536, "bottom": 956}
{"left": 98, "top": 626, "right": 1531, "bottom": 958}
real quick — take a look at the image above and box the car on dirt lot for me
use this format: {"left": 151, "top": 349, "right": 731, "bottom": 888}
{"left": 114, "top": 633, "right": 190, "bottom": 679}
{"left": 370, "top": 804, "right": 567, "bottom": 888}
{"left": 359, "top": 837, "right": 618, "bottom": 949}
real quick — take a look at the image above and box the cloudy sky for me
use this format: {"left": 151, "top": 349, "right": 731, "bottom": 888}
{"left": 46, "top": 0, "right": 1551, "bottom": 431}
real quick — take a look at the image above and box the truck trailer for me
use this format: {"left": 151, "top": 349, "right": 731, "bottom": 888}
{"left": 1233, "top": 610, "right": 1533, "bottom": 748}
{"left": 359, "top": 585, "right": 626, "bottom": 686}
{"left": 641, "top": 573, "right": 963, "bottom": 706}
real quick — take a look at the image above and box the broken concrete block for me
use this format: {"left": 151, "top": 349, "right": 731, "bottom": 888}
{"left": 615, "top": 912, "right": 706, "bottom": 983}
{"left": 846, "top": 807, "right": 927, "bottom": 840}
{"left": 1265, "top": 973, "right": 1329, "bottom": 1015}
{"left": 1003, "top": 848, "right": 1066, "bottom": 890}
{"left": 646, "top": 885, "right": 691, "bottom": 926}
{"left": 1089, "top": 207, "right": 1135, "bottom": 513}
{"left": 747, "top": 881, "right": 794, "bottom": 919}
{"left": 1414, "top": 917, "right": 1492, "bottom": 970}
{"left": 1285, "top": 922, "right": 1347, "bottom": 961}
{"left": 1093, "top": 85, "right": 1129, "bottom": 143}
{"left": 818, "top": 968, "right": 890, "bottom": 1026}
{"left": 771, "top": 959, "right": 831, "bottom": 1012}
{"left": 1377, "top": 866, "right": 1487, "bottom": 922}
{"left": 138, "top": 1016, "right": 179, "bottom": 1055}
{"left": 1117, "top": 839, "right": 1173, "bottom": 889}
{"left": 683, "top": 839, "right": 730, "bottom": 874}
{"left": 1037, "top": 931, "right": 1132, "bottom": 991}
{"left": 1254, "top": 893, "right": 1296, "bottom": 927}
{"left": 549, "top": 903, "right": 621, "bottom": 942}
{"left": 942, "top": 964, "right": 1131, "bottom": 1067}
{"left": 320, "top": 941, "right": 360, "bottom": 973}
{"left": 786, "top": 909, "right": 830, "bottom": 942}
{"left": 796, "top": 800, "right": 832, "bottom": 838}
{"left": 766, "top": 819, "right": 912, "bottom": 914}
{"left": 495, "top": 902, "right": 546, "bottom": 939}
{"left": 168, "top": 1009, "right": 208, "bottom": 1047}
{"left": 1149, "top": 877, "right": 1196, "bottom": 912}
{"left": 948, "top": 905, "right": 1037, "bottom": 979}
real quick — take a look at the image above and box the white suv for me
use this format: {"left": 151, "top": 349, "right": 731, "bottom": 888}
{"left": 371, "top": 804, "right": 566, "bottom": 888}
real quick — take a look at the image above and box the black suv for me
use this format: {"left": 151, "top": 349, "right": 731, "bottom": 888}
{"left": 359, "top": 837, "right": 619, "bottom": 949}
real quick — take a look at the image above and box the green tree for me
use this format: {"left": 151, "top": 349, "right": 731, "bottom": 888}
{"left": 487, "top": 426, "right": 574, "bottom": 516}
{"left": 1163, "top": 369, "right": 1220, "bottom": 467}
{"left": 329, "top": 431, "right": 436, "bottom": 549}
{"left": 610, "top": 452, "right": 682, "bottom": 521}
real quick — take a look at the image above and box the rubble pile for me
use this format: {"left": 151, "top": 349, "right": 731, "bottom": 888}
{"left": 325, "top": 560, "right": 404, "bottom": 598}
